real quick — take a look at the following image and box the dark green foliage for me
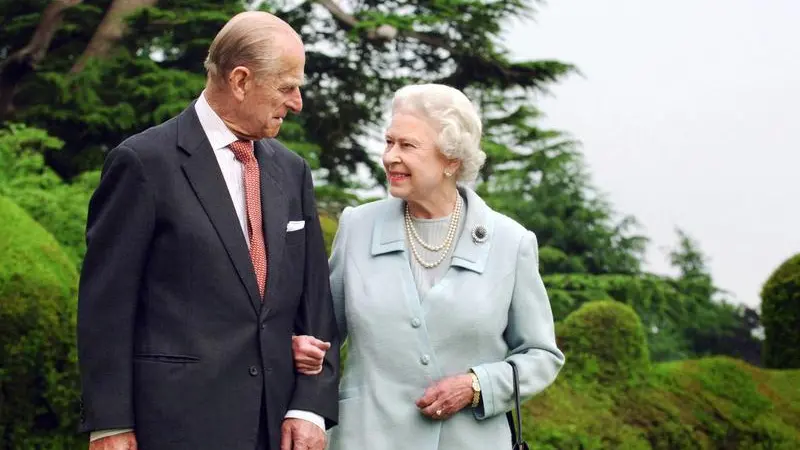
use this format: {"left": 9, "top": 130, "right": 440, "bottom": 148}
{"left": 557, "top": 300, "right": 650, "bottom": 384}
{"left": 0, "top": 124, "right": 98, "bottom": 266}
{"left": 761, "top": 253, "right": 800, "bottom": 369}
{"left": 667, "top": 229, "right": 763, "bottom": 366}
{"left": 545, "top": 273, "right": 693, "bottom": 362}
{"left": 541, "top": 230, "right": 764, "bottom": 365}
{"left": 0, "top": 196, "right": 83, "bottom": 450}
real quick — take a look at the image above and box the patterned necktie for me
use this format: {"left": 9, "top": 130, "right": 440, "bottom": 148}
{"left": 229, "top": 140, "right": 267, "bottom": 300}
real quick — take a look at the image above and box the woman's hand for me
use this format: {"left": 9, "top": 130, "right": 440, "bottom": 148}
{"left": 415, "top": 374, "right": 474, "bottom": 420}
{"left": 292, "top": 335, "right": 330, "bottom": 375}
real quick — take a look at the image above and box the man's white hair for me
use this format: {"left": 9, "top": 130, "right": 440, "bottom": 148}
{"left": 390, "top": 84, "right": 486, "bottom": 182}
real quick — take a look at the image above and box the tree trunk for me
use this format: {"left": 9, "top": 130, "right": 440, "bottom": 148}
{"left": 0, "top": 0, "right": 83, "bottom": 119}
{"left": 69, "top": 0, "right": 159, "bottom": 74}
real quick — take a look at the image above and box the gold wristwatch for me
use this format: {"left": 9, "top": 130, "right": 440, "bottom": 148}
{"left": 468, "top": 370, "right": 481, "bottom": 408}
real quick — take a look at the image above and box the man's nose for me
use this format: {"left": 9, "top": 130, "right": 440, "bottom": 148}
{"left": 287, "top": 89, "right": 303, "bottom": 113}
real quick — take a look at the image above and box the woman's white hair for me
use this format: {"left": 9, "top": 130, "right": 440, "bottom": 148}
{"left": 391, "top": 84, "right": 486, "bottom": 182}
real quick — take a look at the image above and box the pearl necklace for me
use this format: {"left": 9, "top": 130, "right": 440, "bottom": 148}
{"left": 404, "top": 196, "right": 462, "bottom": 269}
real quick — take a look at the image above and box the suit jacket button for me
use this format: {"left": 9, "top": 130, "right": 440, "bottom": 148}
{"left": 249, "top": 365, "right": 259, "bottom": 376}
{"left": 420, "top": 355, "right": 430, "bottom": 365}
{"left": 411, "top": 318, "right": 421, "bottom": 328}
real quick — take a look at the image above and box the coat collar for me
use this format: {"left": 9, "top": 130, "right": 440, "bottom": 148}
{"left": 370, "top": 186, "right": 493, "bottom": 273}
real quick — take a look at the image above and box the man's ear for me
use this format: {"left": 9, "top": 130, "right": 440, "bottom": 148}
{"left": 229, "top": 66, "right": 252, "bottom": 101}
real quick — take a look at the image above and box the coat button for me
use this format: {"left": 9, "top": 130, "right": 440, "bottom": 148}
{"left": 249, "top": 365, "right": 259, "bottom": 376}
{"left": 420, "top": 355, "right": 430, "bottom": 365}
{"left": 411, "top": 318, "right": 421, "bottom": 328}
{"left": 260, "top": 323, "right": 266, "bottom": 330}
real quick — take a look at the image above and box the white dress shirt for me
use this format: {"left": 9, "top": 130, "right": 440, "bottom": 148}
{"left": 89, "top": 92, "right": 325, "bottom": 442}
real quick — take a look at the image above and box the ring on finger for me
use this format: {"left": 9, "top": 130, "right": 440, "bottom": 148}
{"left": 435, "top": 409, "right": 443, "bottom": 417}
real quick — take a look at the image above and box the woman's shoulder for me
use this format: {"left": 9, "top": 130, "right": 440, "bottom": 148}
{"left": 463, "top": 188, "right": 533, "bottom": 243}
{"left": 487, "top": 209, "right": 536, "bottom": 252}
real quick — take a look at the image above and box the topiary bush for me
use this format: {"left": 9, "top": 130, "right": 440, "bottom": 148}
{"left": 558, "top": 300, "right": 650, "bottom": 384}
{"left": 761, "top": 253, "right": 800, "bottom": 369}
{"left": 0, "top": 195, "right": 83, "bottom": 449}
{"left": 0, "top": 124, "right": 98, "bottom": 267}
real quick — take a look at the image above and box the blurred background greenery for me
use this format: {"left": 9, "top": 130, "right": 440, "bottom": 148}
{"left": 1, "top": 0, "right": 798, "bottom": 448}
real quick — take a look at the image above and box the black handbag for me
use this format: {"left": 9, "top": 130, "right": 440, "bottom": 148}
{"left": 505, "top": 361, "right": 530, "bottom": 450}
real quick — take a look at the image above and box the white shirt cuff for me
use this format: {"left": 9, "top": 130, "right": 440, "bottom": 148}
{"left": 285, "top": 410, "right": 326, "bottom": 431}
{"left": 89, "top": 428, "right": 133, "bottom": 442}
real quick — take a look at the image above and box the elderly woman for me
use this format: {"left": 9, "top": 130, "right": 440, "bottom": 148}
{"left": 293, "top": 83, "right": 564, "bottom": 449}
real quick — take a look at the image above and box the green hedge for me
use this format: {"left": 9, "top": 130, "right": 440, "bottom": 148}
{"left": 761, "top": 253, "right": 800, "bottom": 369}
{"left": 0, "top": 124, "right": 98, "bottom": 267}
{"left": 558, "top": 300, "right": 650, "bottom": 384}
{"left": 526, "top": 351, "right": 800, "bottom": 448}
{"left": 0, "top": 196, "right": 82, "bottom": 449}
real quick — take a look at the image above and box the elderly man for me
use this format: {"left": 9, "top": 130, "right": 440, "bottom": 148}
{"left": 77, "top": 11, "right": 339, "bottom": 450}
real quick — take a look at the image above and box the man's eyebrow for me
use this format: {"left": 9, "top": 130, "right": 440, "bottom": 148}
{"left": 285, "top": 75, "right": 306, "bottom": 87}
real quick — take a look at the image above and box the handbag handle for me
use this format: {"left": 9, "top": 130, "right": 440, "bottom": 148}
{"left": 505, "top": 360, "right": 529, "bottom": 450}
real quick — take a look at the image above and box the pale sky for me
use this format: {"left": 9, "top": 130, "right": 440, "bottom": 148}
{"left": 503, "top": 0, "right": 799, "bottom": 308}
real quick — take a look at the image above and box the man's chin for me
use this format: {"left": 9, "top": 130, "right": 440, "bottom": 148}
{"left": 263, "top": 126, "right": 281, "bottom": 139}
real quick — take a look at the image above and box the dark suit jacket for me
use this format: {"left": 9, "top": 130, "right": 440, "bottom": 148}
{"left": 77, "top": 102, "right": 340, "bottom": 450}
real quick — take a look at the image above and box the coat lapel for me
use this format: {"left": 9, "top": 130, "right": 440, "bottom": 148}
{"left": 369, "top": 196, "right": 425, "bottom": 310}
{"left": 449, "top": 187, "right": 493, "bottom": 274}
{"left": 177, "top": 104, "right": 262, "bottom": 314}
{"left": 370, "top": 197, "right": 405, "bottom": 256}
{"left": 255, "top": 139, "right": 287, "bottom": 308}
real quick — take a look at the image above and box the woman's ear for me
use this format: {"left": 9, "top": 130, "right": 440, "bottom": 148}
{"left": 445, "top": 159, "right": 461, "bottom": 178}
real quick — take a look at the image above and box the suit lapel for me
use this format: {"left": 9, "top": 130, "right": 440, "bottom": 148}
{"left": 255, "top": 140, "right": 287, "bottom": 307}
{"left": 177, "top": 104, "right": 262, "bottom": 314}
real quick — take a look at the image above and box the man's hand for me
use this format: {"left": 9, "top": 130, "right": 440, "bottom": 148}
{"left": 416, "top": 374, "right": 474, "bottom": 420}
{"left": 292, "top": 335, "right": 330, "bottom": 375}
{"left": 280, "top": 418, "right": 326, "bottom": 450}
{"left": 89, "top": 431, "right": 137, "bottom": 450}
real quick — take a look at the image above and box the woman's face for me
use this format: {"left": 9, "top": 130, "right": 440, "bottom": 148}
{"left": 382, "top": 112, "right": 457, "bottom": 202}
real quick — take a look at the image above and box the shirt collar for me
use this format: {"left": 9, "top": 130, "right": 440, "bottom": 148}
{"left": 194, "top": 90, "right": 240, "bottom": 151}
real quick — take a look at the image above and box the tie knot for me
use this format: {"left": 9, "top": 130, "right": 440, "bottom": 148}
{"left": 229, "top": 140, "right": 255, "bottom": 163}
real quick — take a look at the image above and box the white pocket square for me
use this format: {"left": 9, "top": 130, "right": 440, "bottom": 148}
{"left": 286, "top": 220, "right": 305, "bottom": 232}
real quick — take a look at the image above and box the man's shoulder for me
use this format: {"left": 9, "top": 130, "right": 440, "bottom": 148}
{"left": 261, "top": 138, "right": 305, "bottom": 165}
{"left": 115, "top": 115, "right": 180, "bottom": 162}
{"left": 258, "top": 138, "right": 310, "bottom": 181}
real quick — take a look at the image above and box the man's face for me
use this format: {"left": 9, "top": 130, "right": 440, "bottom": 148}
{"left": 231, "top": 35, "right": 305, "bottom": 140}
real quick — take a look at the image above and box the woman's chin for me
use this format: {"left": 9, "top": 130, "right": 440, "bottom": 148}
{"left": 387, "top": 185, "right": 409, "bottom": 199}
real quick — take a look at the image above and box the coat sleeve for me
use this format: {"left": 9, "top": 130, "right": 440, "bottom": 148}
{"left": 288, "top": 161, "right": 342, "bottom": 428}
{"left": 77, "top": 145, "right": 156, "bottom": 432}
{"left": 469, "top": 230, "right": 565, "bottom": 420}
{"left": 327, "top": 206, "right": 353, "bottom": 341}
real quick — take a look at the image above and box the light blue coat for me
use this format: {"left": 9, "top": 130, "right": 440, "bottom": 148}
{"left": 327, "top": 187, "right": 564, "bottom": 450}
